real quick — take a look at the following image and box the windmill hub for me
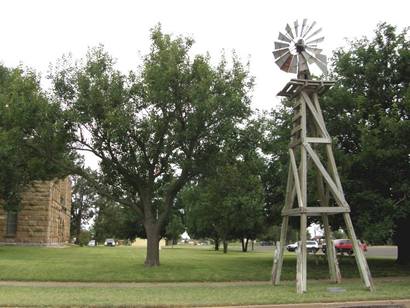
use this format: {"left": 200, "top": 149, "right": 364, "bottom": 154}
{"left": 295, "top": 39, "right": 305, "bottom": 53}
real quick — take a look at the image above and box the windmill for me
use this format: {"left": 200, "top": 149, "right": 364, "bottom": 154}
{"left": 270, "top": 19, "right": 374, "bottom": 293}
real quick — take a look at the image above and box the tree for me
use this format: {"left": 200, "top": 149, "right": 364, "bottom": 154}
{"left": 258, "top": 107, "right": 292, "bottom": 228}
{"left": 181, "top": 121, "right": 266, "bottom": 253}
{"left": 70, "top": 174, "right": 97, "bottom": 244}
{"left": 322, "top": 23, "right": 410, "bottom": 264}
{"left": 0, "top": 65, "right": 73, "bottom": 213}
{"left": 50, "top": 26, "right": 253, "bottom": 266}
{"left": 181, "top": 184, "right": 221, "bottom": 250}
{"left": 182, "top": 154, "right": 265, "bottom": 253}
{"left": 92, "top": 198, "right": 142, "bottom": 243}
{"left": 165, "top": 213, "right": 184, "bottom": 246}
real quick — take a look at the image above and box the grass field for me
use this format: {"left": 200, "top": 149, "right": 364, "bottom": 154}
{"left": 0, "top": 246, "right": 409, "bottom": 306}
{"left": 0, "top": 278, "right": 410, "bottom": 306}
{"left": 0, "top": 245, "right": 409, "bottom": 282}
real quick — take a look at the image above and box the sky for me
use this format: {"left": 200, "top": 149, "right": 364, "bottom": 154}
{"left": 1, "top": 0, "right": 409, "bottom": 111}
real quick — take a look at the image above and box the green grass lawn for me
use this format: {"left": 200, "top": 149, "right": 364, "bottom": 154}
{"left": 0, "top": 245, "right": 409, "bottom": 282}
{"left": 0, "top": 246, "right": 409, "bottom": 306}
{"left": 0, "top": 278, "right": 410, "bottom": 307}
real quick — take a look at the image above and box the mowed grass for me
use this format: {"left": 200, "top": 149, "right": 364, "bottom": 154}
{"left": 0, "top": 245, "right": 409, "bottom": 282}
{"left": 1, "top": 278, "right": 410, "bottom": 307}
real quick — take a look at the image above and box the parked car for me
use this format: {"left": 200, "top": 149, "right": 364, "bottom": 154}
{"left": 87, "top": 240, "right": 96, "bottom": 247}
{"left": 286, "top": 241, "right": 319, "bottom": 253}
{"left": 104, "top": 239, "right": 116, "bottom": 247}
{"left": 322, "top": 239, "right": 367, "bottom": 255}
{"left": 286, "top": 242, "right": 298, "bottom": 252}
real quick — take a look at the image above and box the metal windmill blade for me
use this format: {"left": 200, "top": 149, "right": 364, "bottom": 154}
{"left": 300, "top": 19, "right": 308, "bottom": 37}
{"left": 272, "top": 19, "right": 328, "bottom": 79}
{"left": 285, "top": 24, "right": 294, "bottom": 39}
{"left": 278, "top": 31, "right": 292, "bottom": 43}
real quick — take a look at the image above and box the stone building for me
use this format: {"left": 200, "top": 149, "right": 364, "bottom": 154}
{"left": 0, "top": 178, "right": 71, "bottom": 245}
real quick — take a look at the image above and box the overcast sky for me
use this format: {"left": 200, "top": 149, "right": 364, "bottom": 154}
{"left": 1, "top": 0, "right": 409, "bottom": 111}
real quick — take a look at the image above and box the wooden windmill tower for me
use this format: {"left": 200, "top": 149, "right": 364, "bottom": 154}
{"left": 270, "top": 19, "right": 374, "bottom": 293}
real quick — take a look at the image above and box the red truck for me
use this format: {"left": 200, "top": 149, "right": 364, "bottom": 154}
{"left": 322, "top": 239, "right": 367, "bottom": 255}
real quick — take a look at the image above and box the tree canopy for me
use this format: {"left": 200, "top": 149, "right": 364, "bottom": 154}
{"left": 182, "top": 122, "right": 266, "bottom": 253}
{"left": 51, "top": 26, "right": 254, "bottom": 266}
{"left": 0, "top": 65, "right": 73, "bottom": 212}
{"left": 322, "top": 23, "right": 410, "bottom": 263}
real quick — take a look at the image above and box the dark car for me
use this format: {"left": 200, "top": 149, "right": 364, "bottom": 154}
{"left": 259, "top": 241, "right": 274, "bottom": 246}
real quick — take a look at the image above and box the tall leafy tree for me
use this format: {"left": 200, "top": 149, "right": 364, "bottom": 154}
{"left": 182, "top": 123, "right": 266, "bottom": 253}
{"left": 0, "top": 65, "right": 73, "bottom": 212}
{"left": 258, "top": 106, "right": 292, "bottom": 227}
{"left": 322, "top": 23, "right": 410, "bottom": 264}
{"left": 183, "top": 161, "right": 264, "bottom": 253}
{"left": 51, "top": 27, "right": 253, "bottom": 266}
{"left": 70, "top": 174, "right": 97, "bottom": 243}
{"left": 165, "top": 212, "right": 185, "bottom": 246}
{"left": 92, "top": 198, "right": 142, "bottom": 243}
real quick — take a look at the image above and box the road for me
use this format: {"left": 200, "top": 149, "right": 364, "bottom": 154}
{"left": 365, "top": 245, "right": 397, "bottom": 258}
{"left": 257, "top": 245, "right": 398, "bottom": 259}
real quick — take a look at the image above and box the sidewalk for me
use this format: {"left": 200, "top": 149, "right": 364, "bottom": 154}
{"left": 215, "top": 299, "right": 410, "bottom": 308}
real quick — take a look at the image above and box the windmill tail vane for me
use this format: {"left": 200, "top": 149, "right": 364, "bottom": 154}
{"left": 273, "top": 19, "right": 328, "bottom": 79}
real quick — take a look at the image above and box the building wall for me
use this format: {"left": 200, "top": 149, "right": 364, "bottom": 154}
{"left": 0, "top": 178, "right": 71, "bottom": 245}
{"left": 47, "top": 178, "right": 71, "bottom": 244}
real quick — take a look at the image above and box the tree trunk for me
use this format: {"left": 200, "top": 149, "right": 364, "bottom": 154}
{"left": 223, "top": 240, "right": 228, "bottom": 253}
{"left": 74, "top": 208, "right": 82, "bottom": 245}
{"left": 394, "top": 217, "right": 410, "bottom": 265}
{"left": 251, "top": 239, "right": 254, "bottom": 251}
{"left": 241, "top": 238, "right": 249, "bottom": 252}
{"left": 144, "top": 223, "right": 160, "bottom": 267}
{"left": 214, "top": 238, "right": 220, "bottom": 251}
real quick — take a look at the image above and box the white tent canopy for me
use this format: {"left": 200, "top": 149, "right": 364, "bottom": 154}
{"left": 180, "top": 231, "right": 190, "bottom": 240}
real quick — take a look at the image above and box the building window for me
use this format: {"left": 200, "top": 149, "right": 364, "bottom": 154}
{"left": 6, "top": 211, "right": 18, "bottom": 236}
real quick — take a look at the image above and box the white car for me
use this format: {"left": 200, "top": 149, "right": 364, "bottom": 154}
{"left": 104, "top": 239, "right": 116, "bottom": 247}
{"left": 286, "top": 242, "right": 298, "bottom": 251}
{"left": 87, "top": 240, "right": 96, "bottom": 247}
{"left": 287, "top": 241, "right": 319, "bottom": 253}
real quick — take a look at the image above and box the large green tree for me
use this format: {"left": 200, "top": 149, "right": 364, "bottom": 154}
{"left": 182, "top": 123, "right": 266, "bottom": 253}
{"left": 322, "top": 23, "right": 410, "bottom": 264}
{"left": 70, "top": 174, "right": 97, "bottom": 243}
{"left": 0, "top": 65, "right": 73, "bottom": 212}
{"left": 92, "top": 198, "right": 142, "bottom": 243}
{"left": 183, "top": 161, "right": 265, "bottom": 253}
{"left": 51, "top": 27, "right": 253, "bottom": 266}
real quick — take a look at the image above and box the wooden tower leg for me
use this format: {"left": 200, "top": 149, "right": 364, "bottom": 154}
{"left": 322, "top": 214, "right": 341, "bottom": 283}
{"left": 343, "top": 213, "right": 375, "bottom": 291}
{"left": 298, "top": 213, "right": 307, "bottom": 293}
{"left": 316, "top": 173, "right": 341, "bottom": 283}
{"left": 272, "top": 164, "right": 293, "bottom": 284}
{"left": 297, "top": 96, "right": 308, "bottom": 294}
{"left": 272, "top": 215, "right": 289, "bottom": 284}
{"left": 324, "top": 139, "right": 374, "bottom": 291}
